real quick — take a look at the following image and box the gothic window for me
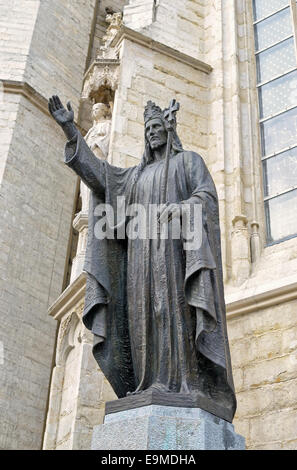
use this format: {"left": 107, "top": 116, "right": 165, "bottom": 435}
{"left": 253, "top": 0, "right": 297, "bottom": 243}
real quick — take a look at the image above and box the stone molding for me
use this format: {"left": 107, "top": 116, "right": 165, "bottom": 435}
{"left": 48, "top": 268, "right": 297, "bottom": 323}
{"left": 226, "top": 277, "right": 297, "bottom": 318}
{"left": 44, "top": 273, "right": 91, "bottom": 450}
{"left": 1, "top": 79, "right": 85, "bottom": 133}
{"left": 111, "top": 25, "right": 212, "bottom": 74}
{"left": 231, "top": 214, "right": 251, "bottom": 285}
{"left": 44, "top": 270, "right": 115, "bottom": 450}
{"left": 1, "top": 79, "right": 49, "bottom": 115}
{"left": 56, "top": 310, "right": 81, "bottom": 367}
{"left": 48, "top": 272, "right": 86, "bottom": 321}
{"left": 72, "top": 211, "right": 88, "bottom": 232}
{"left": 70, "top": 212, "right": 89, "bottom": 283}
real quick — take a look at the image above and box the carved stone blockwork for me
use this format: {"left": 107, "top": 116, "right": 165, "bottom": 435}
{"left": 79, "top": 12, "right": 122, "bottom": 136}
{"left": 56, "top": 310, "right": 82, "bottom": 367}
{"left": 231, "top": 215, "right": 251, "bottom": 286}
{"left": 101, "top": 12, "right": 123, "bottom": 55}
{"left": 43, "top": 274, "right": 116, "bottom": 450}
{"left": 82, "top": 12, "right": 123, "bottom": 105}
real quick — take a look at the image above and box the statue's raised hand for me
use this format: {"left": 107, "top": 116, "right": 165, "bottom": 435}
{"left": 48, "top": 95, "right": 77, "bottom": 140}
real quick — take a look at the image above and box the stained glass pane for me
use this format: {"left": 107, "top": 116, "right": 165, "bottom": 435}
{"left": 256, "top": 37, "right": 296, "bottom": 83}
{"left": 265, "top": 189, "right": 297, "bottom": 242}
{"left": 253, "top": 0, "right": 289, "bottom": 21}
{"left": 259, "top": 70, "right": 297, "bottom": 118}
{"left": 261, "top": 107, "right": 297, "bottom": 156}
{"left": 263, "top": 147, "right": 297, "bottom": 197}
{"left": 254, "top": 7, "right": 292, "bottom": 51}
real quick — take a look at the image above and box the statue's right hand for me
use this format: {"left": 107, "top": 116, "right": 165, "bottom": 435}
{"left": 48, "top": 95, "right": 74, "bottom": 127}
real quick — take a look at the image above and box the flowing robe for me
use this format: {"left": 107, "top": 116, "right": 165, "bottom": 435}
{"left": 65, "top": 132, "right": 237, "bottom": 422}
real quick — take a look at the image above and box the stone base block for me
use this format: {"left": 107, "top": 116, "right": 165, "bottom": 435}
{"left": 91, "top": 405, "right": 245, "bottom": 450}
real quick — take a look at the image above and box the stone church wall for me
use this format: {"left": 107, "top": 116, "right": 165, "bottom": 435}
{"left": 109, "top": 38, "right": 210, "bottom": 168}
{"left": 229, "top": 297, "right": 297, "bottom": 450}
{"left": 0, "top": 0, "right": 98, "bottom": 450}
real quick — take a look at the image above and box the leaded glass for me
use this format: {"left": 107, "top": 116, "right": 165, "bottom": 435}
{"left": 253, "top": 1, "right": 297, "bottom": 243}
{"left": 261, "top": 107, "right": 297, "bottom": 156}
{"left": 263, "top": 147, "right": 297, "bottom": 197}
{"left": 256, "top": 37, "right": 296, "bottom": 83}
{"left": 258, "top": 70, "right": 297, "bottom": 118}
{"left": 253, "top": 0, "right": 289, "bottom": 21}
{"left": 265, "top": 189, "right": 297, "bottom": 242}
{"left": 254, "top": 7, "right": 292, "bottom": 51}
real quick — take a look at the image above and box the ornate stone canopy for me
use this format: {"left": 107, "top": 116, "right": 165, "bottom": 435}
{"left": 81, "top": 59, "right": 120, "bottom": 105}
{"left": 81, "top": 12, "right": 122, "bottom": 106}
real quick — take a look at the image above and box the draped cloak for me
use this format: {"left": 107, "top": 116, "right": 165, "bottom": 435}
{"left": 65, "top": 132, "right": 237, "bottom": 423}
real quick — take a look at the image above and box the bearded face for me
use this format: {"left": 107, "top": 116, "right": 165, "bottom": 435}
{"left": 145, "top": 118, "right": 167, "bottom": 151}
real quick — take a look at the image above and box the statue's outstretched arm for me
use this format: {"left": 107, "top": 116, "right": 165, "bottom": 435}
{"left": 48, "top": 95, "right": 77, "bottom": 141}
{"left": 48, "top": 95, "right": 107, "bottom": 196}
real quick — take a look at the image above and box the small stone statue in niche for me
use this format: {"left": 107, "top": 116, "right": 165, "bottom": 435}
{"left": 80, "top": 102, "right": 112, "bottom": 212}
{"left": 85, "top": 102, "right": 112, "bottom": 160}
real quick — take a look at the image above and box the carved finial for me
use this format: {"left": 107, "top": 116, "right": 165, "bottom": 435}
{"left": 98, "top": 11, "right": 123, "bottom": 58}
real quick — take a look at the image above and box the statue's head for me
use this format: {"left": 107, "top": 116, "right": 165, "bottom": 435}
{"left": 143, "top": 100, "right": 183, "bottom": 156}
{"left": 144, "top": 101, "right": 167, "bottom": 151}
{"left": 132, "top": 100, "right": 183, "bottom": 184}
{"left": 92, "top": 102, "right": 110, "bottom": 122}
{"left": 145, "top": 117, "right": 167, "bottom": 150}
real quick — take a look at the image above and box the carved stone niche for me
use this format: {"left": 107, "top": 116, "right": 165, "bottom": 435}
{"left": 79, "top": 11, "right": 122, "bottom": 133}
{"left": 80, "top": 60, "right": 120, "bottom": 134}
{"left": 82, "top": 61, "right": 119, "bottom": 104}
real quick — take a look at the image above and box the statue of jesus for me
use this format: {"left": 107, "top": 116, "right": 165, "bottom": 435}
{"left": 48, "top": 95, "right": 237, "bottom": 422}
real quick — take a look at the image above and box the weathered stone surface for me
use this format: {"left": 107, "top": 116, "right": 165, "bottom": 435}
{"left": 0, "top": 94, "right": 77, "bottom": 450}
{"left": 0, "top": 0, "right": 40, "bottom": 82}
{"left": 43, "top": 284, "right": 116, "bottom": 450}
{"left": 123, "top": 0, "right": 204, "bottom": 61}
{"left": 92, "top": 406, "right": 245, "bottom": 450}
{"left": 109, "top": 38, "right": 210, "bottom": 168}
{"left": 0, "top": 0, "right": 98, "bottom": 451}
{"left": 229, "top": 299, "right": 297, "bottom": 450}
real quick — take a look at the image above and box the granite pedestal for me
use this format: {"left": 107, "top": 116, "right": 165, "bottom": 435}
{"left": 91, "top": 405, "right": 245, "bottom": 450}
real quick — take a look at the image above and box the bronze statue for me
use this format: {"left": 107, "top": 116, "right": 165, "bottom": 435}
{"left": 48, "top": 95, "right": 237, "bottom": 422}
